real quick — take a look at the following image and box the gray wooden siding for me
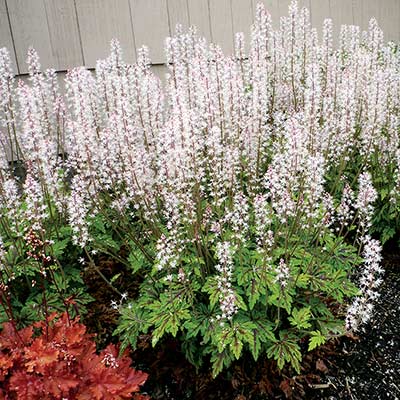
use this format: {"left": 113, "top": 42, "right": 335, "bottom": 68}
{"left": 1, "top": 0, "right": 399, "bottom": 75}
{"left": 76, "top": 0, "right": 136, "bottom": 67}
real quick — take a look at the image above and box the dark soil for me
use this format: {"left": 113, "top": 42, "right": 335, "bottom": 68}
{"left": 82, "top": 251, "right": 400, "bottom": 400}
{"left": 307, "top": 254, "right": 400, "bottom": 400}
{"left": 82, "top": 254, "right": 141, "bottom": 347}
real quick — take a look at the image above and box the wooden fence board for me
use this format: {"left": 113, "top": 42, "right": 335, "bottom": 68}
{"left": 3, "top": 0, "right": 400, "bottom": 74}
{"left": 232, "top": 0, "right": 253, "bottom": 51}
{"left": 130, "top": 0, "right": 170, "bottom": 64}
{"left": 7, "top": 0, "right": 54, "bottom": 73}
{"left": 167, "top": 0, "right": 190, "bottom": 32}
{"left": 209, "top": 0, "right": 234, "bottom": 54}
{"left": 0, "top": 0, "right": 17, "bottom": 73}
{"left": 310, "top": 0, "right": 331, "bottom": 39}
{"left": 328, "top": 0, "right": 354, "bottom": 44}
{"left": 44, "top": 0, "right": 83, "bottom": 70}
{"left": 378, "top": 0, "right": 400, "bottom": 42}
{"left": 329, "top": 0, "right": 354, "bottom": 25}
{"left": 187, "top": 0, "right": 212, "bottom": 42}
{"left": 75, "top": 0, "right": 135, "bottom": 67}
{"left": 361, "top": 0, "right": 381, "bottom": 31}
{"left": 352, "top": 0, "right": 364, "bottom": 28}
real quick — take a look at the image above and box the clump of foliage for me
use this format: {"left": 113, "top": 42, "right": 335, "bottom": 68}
{"left": 0, "top": 49, "right": 93, "bottom": 327}
{"left": 0, "top": 312, "right": 149, "bottom": 400}
{"left": 0, "top": 0, "right": 398, "bottom": 381}
{"left": 0, "top": 218, "right": 93, "bottom": 327}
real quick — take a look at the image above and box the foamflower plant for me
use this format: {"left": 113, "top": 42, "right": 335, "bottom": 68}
{"left": 1, "top": 0, "right": 398, "bottom": 377}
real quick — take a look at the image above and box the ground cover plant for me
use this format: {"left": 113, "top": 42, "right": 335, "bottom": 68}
{"left": 0, "top": 1, "right": 399, "bottom": 397}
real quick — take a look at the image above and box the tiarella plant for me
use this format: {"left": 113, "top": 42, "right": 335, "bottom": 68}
{"left": 0, "top": 0, "right": 398, "bottom": 377}
{"left": 0, "top": 45, "right": 94, "bottom": 327}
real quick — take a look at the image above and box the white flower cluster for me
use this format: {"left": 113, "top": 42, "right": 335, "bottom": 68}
{"left": 215, "top": 241, "right": 238, "bottom": 321}
{"left": 223, "top": 192, "right": 249, "bottom": 242}
{"left": 22, "top": 173, "right": 48, "bottom": 232}
{"left": 337, "top": 183, "right": 355, "bottom": 229}
{"left": 253, "top": 194, "right": 273, "bottom": 251}
{"left": 355, "top": 172, "right": 378, "bottom": 230}
{"left": 67, "top": 176, "right": 91, "bottom": 247}
{"left": 346, "top": 235, "right": 383, "bottom": 331}
{"left": 0, "top": 236, "right": 6, "bottom": 272}
{"left": 275, "top": 258, "right": 290, "bottom": 288}
{"left": 155, "top": 234, "right": 179, "bottom": 271}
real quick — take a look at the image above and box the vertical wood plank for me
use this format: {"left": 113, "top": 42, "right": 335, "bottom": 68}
{"left": 209, "top": 0, "right": 234, "bottom": 54}
{"left": 361, "top": 0, "right": 381, "bottom": 31}
{"left": 352, "top": 0, "right": 364, "bottom": 29}
{"left": 329, "top": 0, "right": 354, "bottom": 25}
{"left": 300, "top": 0, "right": 312, "bottom": 11}
{"left": 328, "top": 0, "right": 354, "bottom": 46}
{"left": 76, "top": 0, "right": 136, "bottom": 67}
{"left": 0, "top": 0, "right": 18, "bottom": 73}
{"left": 187, "top": 0, "right": 212, "bottom": 42}
{"left": 4, "top": 0, "right": 400, "bottom": 75}
{"left": 276, "top": 0, "right": 291, "bottom": 14}
{"left": 310, "top": 0, "right": 331, "bottom": 38}
{"left": 7, "top": 0, "right": 54, "bottom": 73}
{"left": 44, "top": 0, "right": 83, "bottom": 70}
{"left": 231, "top": 0, "right": 253, "bottom": 48}
{"left": 167, "top": 0, "right": 190, "bottom": 32}
{"left": 377, "top": 0, "right": 399, "bottom": 42}
{"left": 130, "top": 0, "right": 170, "bottom": 64}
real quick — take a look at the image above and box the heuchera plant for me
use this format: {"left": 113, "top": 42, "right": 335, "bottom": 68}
{"left": 0, "top": 312, "right": 149, "bottom": 400}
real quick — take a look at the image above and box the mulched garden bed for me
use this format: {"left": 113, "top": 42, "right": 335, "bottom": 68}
{"left": 307, "top": 253, "right": 400, "bottom": 400}
{"left": 82, "top": 249, "right": 400, "bottom": 400}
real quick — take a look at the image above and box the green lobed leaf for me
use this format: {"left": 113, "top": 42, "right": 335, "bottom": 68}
{"left": 308, "top": 330, "right": 327, "bottom": 351}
